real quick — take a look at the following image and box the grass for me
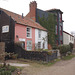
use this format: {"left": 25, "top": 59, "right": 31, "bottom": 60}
{"left": 41, "top": 59, "right": 61, "bottom": 66}
{"left": 62, "top": 54, "right": 75, "bottom": 60}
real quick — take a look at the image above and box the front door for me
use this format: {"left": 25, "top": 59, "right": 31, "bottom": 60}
{"left": 27, "top": 40, "right": 32, "bottom": 50}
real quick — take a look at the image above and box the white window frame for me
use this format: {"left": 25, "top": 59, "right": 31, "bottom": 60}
{"left": 2, "top": 25, "right": 9, "bottom": 33}
{"left": 26, "top": 27, "right": 32, "bottom": 38}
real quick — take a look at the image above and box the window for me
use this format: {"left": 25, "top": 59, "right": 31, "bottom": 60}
{"left": 60, "top": 26, "right": 62, "bottom": 35}
{"left": 59, "top": 13, "right": 62, "bottom": 22}
{"left": 27, "top": 40, "right": 32, "bottom": 50}
{"left": 72, "top": 37, "right": 73, "bottom": 41}
{"left": 38, "top": 30, "right": 41, "bottom": 38}
{"left": 2, "top": 25, "right": 9, "bottom": 33}
{"left": 0, "top": 10, "right": 1, "bottom": 14}
{"left": 61, "top": 41, "right": 63, "bottom": 44}
{"left": 55, "top": 25, "right": 58, "bottom": 34}
{"left": 27, "top": 27, "right": 31, "bottom": 38}
{"left": 70, "top": 36, "right": 71, "bottom": 40}
{"left": 38, "top": 42, "right": 41, "bottom": 49}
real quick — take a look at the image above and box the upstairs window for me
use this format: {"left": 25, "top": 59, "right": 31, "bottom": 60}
{"left": 27, "top": 27, "right": 31, "bottom": 38}
{"left": 60, "top": 26, "right": 62, "bottom": 35}
{"left": 59, "top": 13, "right": 62, "bottom": 22}
{"left": 38, "top": 30, "right": 41, "bottom": 38}
{"left": 55, "top": 25, "right": 58, "bottom": 35}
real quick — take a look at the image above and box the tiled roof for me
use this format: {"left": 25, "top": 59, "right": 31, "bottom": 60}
{"left": 0, "top": 8, "right": 47, "bottom": 31}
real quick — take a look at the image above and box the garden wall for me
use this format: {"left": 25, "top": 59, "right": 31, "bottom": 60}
{"left": 0, "top": 42, "right": 5, "bottom": 61}
{"left": 14, "top": 44, "right": 57, "bottom": 62}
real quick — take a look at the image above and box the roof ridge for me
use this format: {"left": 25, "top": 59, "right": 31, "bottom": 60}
{"left": 25, "top": 17, "right": 47, "bottom": 30}
{"left": 0, "top": 7, "right": 22, "bottom": 17}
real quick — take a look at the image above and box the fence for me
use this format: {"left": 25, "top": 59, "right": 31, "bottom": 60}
{"left": 0, "top": 42, "right": 5, "bottom": 61}
{"left": 14, "top": 44, "right": 57, "bottom": 62}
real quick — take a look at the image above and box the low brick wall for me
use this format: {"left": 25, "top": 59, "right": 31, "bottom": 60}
{"left": 0, "top": 42, "right": 5, "bottom": 61}
{"left": 14, "top": 44, "right": 57, "bottom": 62}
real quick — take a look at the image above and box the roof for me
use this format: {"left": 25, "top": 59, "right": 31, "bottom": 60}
{"left": 63, "top": 31, "right": 74, "bottom": 37}
{"left": 0, "top": 8, "right": 47, "bottom": 31}
{"left": 46, "top": 8, "right": 63, "bottom": 13}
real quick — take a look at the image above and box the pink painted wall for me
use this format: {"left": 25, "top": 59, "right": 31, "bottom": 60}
{"left": 15, "top": 23, "right": 35, "bottom": 50}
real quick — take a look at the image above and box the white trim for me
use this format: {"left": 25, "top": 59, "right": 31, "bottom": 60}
{"left": 19, "top": 38, "right": 25, "bottom": 42}
{"left": 2, "top": 25, "right": 9, "bottom": 33}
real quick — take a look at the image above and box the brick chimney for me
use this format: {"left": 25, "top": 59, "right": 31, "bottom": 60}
{"left": 29, "top": 1, "right": 37, "bottom": 21}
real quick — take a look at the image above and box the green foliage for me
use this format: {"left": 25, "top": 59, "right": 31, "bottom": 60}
{"left": 69, "top": 43, "right": 74, "bottom": 51}
{"left": 5, "top": 52, "right": 18, "bottom": 59}
{"left": 0, "top": 71, "right": 11, "bottom": 75}
{"left": 62, "top": 54, "right": 75, "bottom": 60}
{"left": 38, "top": 13, "right": 57, "bottom": 47}
{"left": 0, "top": 63, "right": 16, "bottom": 75}
{"left": 58, "top": 45, "right": 70, "bottom": 55}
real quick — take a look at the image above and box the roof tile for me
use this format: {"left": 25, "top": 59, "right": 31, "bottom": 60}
{"left": 0, "top": 8, "right": 47, "bottom": 31}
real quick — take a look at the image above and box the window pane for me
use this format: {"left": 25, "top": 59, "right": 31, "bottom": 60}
{"left": 38, "top": 42, "right": 41, "bottom": 49}
{"left": 27, "top": 27, "right": 31, "bottom": 37}
{"left": 38, "top": 30, "right": 41, "bottom": 38}
{"left": 27, "top": 33, "right": 30, "bottom": 37}
{"left": 0, "top": 10, "right": 1, "bottom": 14}
{"left": 27, "top": 28, "right": 30, "bottom": 32}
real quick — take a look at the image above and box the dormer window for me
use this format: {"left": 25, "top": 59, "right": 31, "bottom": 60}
{"left": 27, "top": 27, "right": 32, "bottom": 38}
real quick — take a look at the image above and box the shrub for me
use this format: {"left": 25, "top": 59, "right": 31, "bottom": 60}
{"left": 58, "top": 45, "right": 70, "bottom": 56}
{"left": 47, "top": 51, "right": 52, "bottom": 55}
{"left": 0, "top": 62, "right": 16, "bottom": 75}
{"left": 52, "top": 44, "right": 57, "bottom": 50}
{"left": 67, "top": 51, "right": 72, "bottom": 55}
{"left": 69, "top": 43, "right": 74, "bottom": 52}
{"left": 0, "top": 71, "right": 11, "bottom": 75}
{"left": 5, "top": 52, "right": 18, "bottom": 59}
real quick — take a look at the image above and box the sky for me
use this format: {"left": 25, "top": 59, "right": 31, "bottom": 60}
{"left": 0, "top": 0, "right": 75, "bottom": 34}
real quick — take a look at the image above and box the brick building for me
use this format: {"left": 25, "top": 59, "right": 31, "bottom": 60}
{"left": 26, "top": 1, "right": 63, "bottom": 47}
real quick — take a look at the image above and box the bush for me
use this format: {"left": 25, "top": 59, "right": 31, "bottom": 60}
{"left": 0, "top": 71, "right": 11, "bottom": 75}
{"left": 69, "top": 43, "right": 74, "bottom": 52}
{"left": 0, "top": 62, "right": 16, "bottom": 75}
{"left": 5, "top": 52, "right": 18, "bottom": 60}
{"left": 58, "top": 45, "right": 70, "bottom": 56}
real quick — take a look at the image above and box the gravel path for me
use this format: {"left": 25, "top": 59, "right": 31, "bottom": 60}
{"left": 0, "top": 62, "right": 30, "bottom": 67}
{"left": 1, "top": 57, "right": 75, "bottom": 75}
{"left": 22, "top": 57, "right": 75, "bottom": 75}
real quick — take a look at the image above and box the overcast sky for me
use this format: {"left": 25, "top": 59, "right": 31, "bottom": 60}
{"left": 0, "top": 0, "right": 75, "bottom": 33}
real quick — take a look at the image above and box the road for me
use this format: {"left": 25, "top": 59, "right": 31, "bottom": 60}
{"left": 22, "top": 57, "right": 75, "bottom": 75}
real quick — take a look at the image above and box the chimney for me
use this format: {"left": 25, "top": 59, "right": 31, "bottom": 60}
{"left": 29, "top": 1, "right": 37, "bottom": 21}
{"left": 22, "top": 13, "right": 23, "bottom": 18}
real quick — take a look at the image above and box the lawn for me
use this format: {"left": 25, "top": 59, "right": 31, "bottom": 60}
{"left": 62, "top": 54, "right": 75, "bottom": 60}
